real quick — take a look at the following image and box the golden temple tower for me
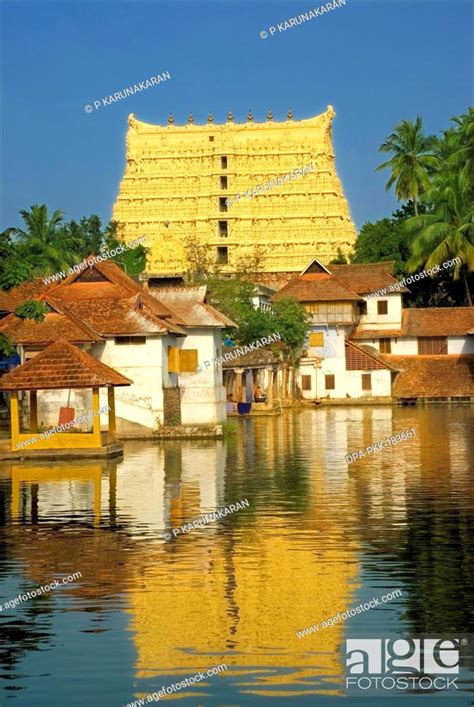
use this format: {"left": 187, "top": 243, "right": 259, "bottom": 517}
{"left": 113, "top": 107, "right": 356, "bottom": 276}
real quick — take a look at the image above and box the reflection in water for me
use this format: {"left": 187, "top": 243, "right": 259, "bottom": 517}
{"left": 0, "top": 406, "right": 473, "bottom": 706}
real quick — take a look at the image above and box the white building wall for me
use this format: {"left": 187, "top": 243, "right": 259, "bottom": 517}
{"left": 358, "top": 293, "right": 403, "bottom": 329}
{"left": 93, "top": 337, "right": 165, "bottom": 430}
{"left": 448, "top": 336, "right": 474, "bottom": 354}
{"left": 176, "top": 328, "right": 226, "bottom": 425}
{"left": 390, "top": 337, "right": 418, "bottom": 355}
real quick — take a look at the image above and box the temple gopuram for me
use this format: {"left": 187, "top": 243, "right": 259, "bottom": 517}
{"left": 113, "top": 106, "right": 356, "bottom": 280}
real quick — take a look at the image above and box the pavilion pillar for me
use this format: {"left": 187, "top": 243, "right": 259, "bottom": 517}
{"left": 107, "top": 387, "right": 116, "bottom": 439}
{"left": 235, "top": 369, "right": 245, "bottom": 402}
{"left": 30, "top": 390, "right": 38, "bottom": 433}
{"left": 92, "top": 387, "right": 102, "bottom": 447}
{"left": 266, "top": 367, "right": 274, "bottom": 406}
{"left": 10, "top": 391, "right": 20, "bottom": 450}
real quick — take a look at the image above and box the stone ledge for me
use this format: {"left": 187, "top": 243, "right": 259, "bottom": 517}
{"left": 153, "top": 424, "right": 223, "bottom": 439}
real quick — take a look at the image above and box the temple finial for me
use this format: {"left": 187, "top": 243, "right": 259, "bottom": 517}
{"left": 207, "top": 112, "right": 214, "bottom": 124}
{"left": 227, "top": 111, "right": 234, "bottom": 122}
{"left": 287, "top": 109, "right": 294, "bottom": 120}
{"left": 267, "top": 109, "right": 273, "bottom": 121}
{"left": 247, "top": 110, "right": 254, "bottom": 122}
{"left": 167, "top": 113, "right": 174, "bottom": 125}
{"left": 188, "top": 113, "right": 194, "bottom": 124}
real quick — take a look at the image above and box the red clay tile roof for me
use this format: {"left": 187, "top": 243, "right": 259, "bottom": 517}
{"left": 0, "top": 339, "right": 132, "bottom": 391}
{"left": 382, "top": 355, "right": 474, "bottom": 398}
{"left": 7, "top": 277, "right": 55, "bottom": 305}
{"left": 345, "top": 340, "right": 396, "bottom": 371}
{"left": 0, "top": 291, "right": 16, "bottom": 312}
{"left": 401, "top": 307, "right": 474, "bottom": 337}
{"left": 149, "top": 287, "right": 237, "bottom": 328}
{"left": 351, "top": 327, "right": 402, "bottom": 340}
{"left": 0, "top": 312, "right": 102, "bottom": 345}
{"left": 52, "top": 295, "right": 185, "bottom": 337}
{"left": 272, "top": 273, "right": 362, "bottom": 302}
{"left": 329, "top": 262, "right": 408, "bottom": 295}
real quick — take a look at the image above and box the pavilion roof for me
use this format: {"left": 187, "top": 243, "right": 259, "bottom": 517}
{"left": 0, "top": 339, "right": 132, "bottom": 391}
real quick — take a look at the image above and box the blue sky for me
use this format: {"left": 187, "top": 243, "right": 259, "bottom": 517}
{"left": 1, "top": 0, "right": 472, "bottom": 231}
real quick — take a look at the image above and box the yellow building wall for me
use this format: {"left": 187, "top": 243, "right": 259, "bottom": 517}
{"left": 113, "top": 106, "right": 357, "bottom": 275}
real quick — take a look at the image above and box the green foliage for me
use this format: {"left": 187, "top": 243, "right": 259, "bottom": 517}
{"left": 271, "top": 297, "right": 312, "bottom": 364}
{"left": 105, "top": 223, "right": 148, "bottom": 276}
{"left": 0, "top": 333, "right": 16, "bottom": 358}
{"left": 376, "top": 117, "right": 437, "bottom": 215}
{"left": 329, "top": 247, "right": 348, "bottom": 265}
{"left": 14, "top": 300, "right": 48, "bottom": 322}
{"left": 0, "top": 231, "right": 32, "bottom": 290}
{"left": 351, "top": 217, "right": 410, "bottom": 277}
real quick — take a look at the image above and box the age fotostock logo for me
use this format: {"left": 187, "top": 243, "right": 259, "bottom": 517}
{"left": 346, "top": 638, "right": 463, "bottom": 691}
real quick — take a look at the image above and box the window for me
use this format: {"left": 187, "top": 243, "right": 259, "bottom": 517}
{"left": 418, "top": 337, "right": 448, "bottom": 355}
{"left": 217, "top": 246, "right": 228, "bottom": 264}
{"left": 209, "top": 136, "right": 214, "bottom": 142}
{"left": 362, "top": 373, "right": 372, "bottom": 391}
{"left": 377, "top": 300, "right": 388, "bottom": 315}
{"left": 179, "top": 349, "right": 198, "bottom": 372}
{"left": 379, "top": 338, "right": 391, "bottom": 353}
{"left": 301, "top": 375, "right": 312, "bottom": 391}
{"left": 219, "top": 197, "right": 228, "bottom": 212}
{"left": 115, "top": 336, "right": 146, "bottom": 345}
{"left": 325, "top": 374, "right": 335, "bottom": 390}
{"left": 357, "top": 301, "right": 368, "bottom": 315}
{"left": 168, "top": 346, "right": 180, "bottom": 373}
{"left": 309, "top": 332, "right": 324, "bottom": 347}
{"left": 220, "top": 156, "right": 228, "bottom": 169}
{"left": 220, "top": 176, "right": 228, "bottom": 189}
{"left": 167, "top": 347, "right": 199, "bottom": 373}
{"left": 218, "top": 220, "right": 228, "bottom": 237}
{"left": 304, "top": 301, "right": 354, "bottom": 323}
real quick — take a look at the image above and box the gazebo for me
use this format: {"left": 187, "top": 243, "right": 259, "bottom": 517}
{"left": 0, "top": 339, "right": 132, "bottom": 459}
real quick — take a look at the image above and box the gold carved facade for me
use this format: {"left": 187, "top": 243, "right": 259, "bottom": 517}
{"left": 113, "top": 106, "right": 357, "bottom": 275}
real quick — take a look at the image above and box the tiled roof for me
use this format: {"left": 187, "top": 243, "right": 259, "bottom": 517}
{"left": 0, "top": 291, "right": 16, "bottom": 312}
{"left": 345, "top": 340, "right": 396, "bottom": 371}
{"left": 54, "top": 296, "right": 185, "bottom": 336}
{"left": 272, "top": 273, "right": 362, "bottom": 302}
{"left": 221, "top": 346, "right": 278, "bottom": 368}
{"left": 149, "top": 287, "right": 237, "bottom": 328}
{"left": 401, "top": 307, "right": 474, "bottom": 337}
{"left": 7, "top": 277, "right": 55, "bottom": 305}
{"left": 329, "top": 262, "right": 407, "bottom": 295}
{"left": 383, "top": 355, "right": 474, "bottom": 398}
{"left": 0, "top": 310, "right": 103, "bottom": 344}
{"left": 351, "top": 327, "right": 402, "bottom": 340}
{"left": 0, "top": 339, "right": 132, "bottom": 391}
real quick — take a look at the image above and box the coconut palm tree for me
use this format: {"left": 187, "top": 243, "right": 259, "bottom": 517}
{"left": 376, "top": 117, "right": 437, "bottom": 215}
{"left": 5, "top": 204, "right": 74, "bottom": 275}
{"left": 406, "top": 168, "right": 474, "bottom": 305}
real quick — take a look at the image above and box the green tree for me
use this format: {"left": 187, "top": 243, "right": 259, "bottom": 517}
{"left": 376, "top": 117, "right": 437, "bottom": 215}
{"left": 14, "top": 300, "right": 48, "bottom": 322}
{"left": 406, "top": 168, "right": 474, "bottom": 305}
{"left": 329, "top": 247, "right": 348, "bottom": 265}
{"left": 0, "top": 230, "right": 31, "bottom": 290}
{"left": 0, "top": 333, "right": 16, "bottom": 358}
{"left": 272, "top": 297, "right": 312, "bottom": 365}
{"left": 4, "top": 204, "right": 73, "bottom": 275}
